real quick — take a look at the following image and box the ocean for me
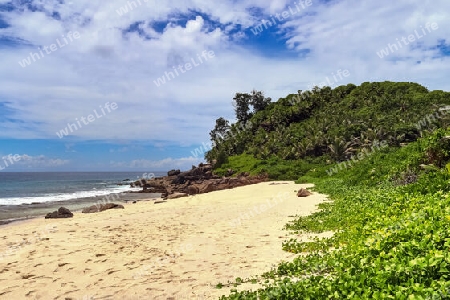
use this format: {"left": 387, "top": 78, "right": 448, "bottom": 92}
{"left": 0, "top": 172, "right": 166, "bottom": 223}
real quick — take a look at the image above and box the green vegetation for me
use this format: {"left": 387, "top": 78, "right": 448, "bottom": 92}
{"left": 210, "top": 82, "right": 450, "bottom": 299}
{"left": 213, "top": 154, "right": 325, "bottom": 180}
{"left": 206, "top": 82, "right": 450, "bottom": 166}
{"left": 219, "top": 128, "right": 450, "bottom": 299}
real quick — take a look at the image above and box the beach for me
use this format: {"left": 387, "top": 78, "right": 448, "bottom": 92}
{"left": 0, "top": 181, "right": 330, "bottom": 299}
{"left": 0, "top": 171, "right": 159, "bottom": 225}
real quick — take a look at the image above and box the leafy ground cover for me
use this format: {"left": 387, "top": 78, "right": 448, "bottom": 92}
{"left": 219, "top": 129, "right": 450, "bottom": 299}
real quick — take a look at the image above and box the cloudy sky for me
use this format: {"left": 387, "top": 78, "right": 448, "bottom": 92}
{"left": 0, "top": 0, "right": 449, "bottom": 171}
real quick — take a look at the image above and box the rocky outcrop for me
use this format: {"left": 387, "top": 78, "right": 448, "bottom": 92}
{"left": 130, "top": 163, "right": 267, "bottom": 199}
{"left": 168, "top": 193, "right": 188, "bottom": 199}
{"left": 226, "top": 169, "right": 235, "bottom": 177}
{"left": 192, "top": 182, "right": 216, "bottom": 194}
{"left": 130, "top": 179, "right": 145, "bottom": 188}
{"left": 167, "top": 169, "right": 181, "bottom": 176}
{"left": 82, "top": 203, "right": 125, "bottom": 213}
{"left": 45, "top": 207, "right": 73, "bottom": 219}
{"left": 144, "top": 183, "right": 168, "bottom": 196}
{"left": 297, "top": 188, "right": 312, "bottom": 197}
{"left": 187, "top": 185, "right": 200, "bottom": 195}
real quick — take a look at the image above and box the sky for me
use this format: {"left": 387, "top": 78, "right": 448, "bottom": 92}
{"left": 0, "top": 0, "right": 449, "bottom": 171}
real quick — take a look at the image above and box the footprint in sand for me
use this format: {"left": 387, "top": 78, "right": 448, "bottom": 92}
{"left": 182, "top": 235, "right": 220, "bottom": 259}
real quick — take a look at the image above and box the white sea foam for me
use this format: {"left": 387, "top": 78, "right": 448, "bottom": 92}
{"left": 0, "top": 185, "right": 142, "bottom": 206}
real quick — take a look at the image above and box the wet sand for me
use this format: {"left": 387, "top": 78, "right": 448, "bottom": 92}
{"left": 0, "top": 181, "right": 330, "bottom": 299}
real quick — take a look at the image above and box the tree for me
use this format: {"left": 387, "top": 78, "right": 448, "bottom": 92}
{"left": 233, "top": 90, "right": 272, "bottom": 124}
{"left": 250, "top": 90, "right": 271, "bottom": 113}
{"left": 328, "top": 137, "right": 352, "bottom": 161}
{"left": 209, "top": 117, "right": 230, "bottom": 144}
{"left": 233, "top": 93, "right": 252, "bottom": 123}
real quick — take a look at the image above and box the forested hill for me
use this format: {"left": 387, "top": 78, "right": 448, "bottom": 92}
{"left": 205, "top": 81, "right": 450, "bottom": 168}
{"left": 214, "top": 82, "right": 450, "bottom": 299}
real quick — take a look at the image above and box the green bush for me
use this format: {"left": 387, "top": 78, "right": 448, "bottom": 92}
{"left": 219, "top": 128, "right": 450, "bottom": 299}
{"left": 215, "top": 150, "right": 229, "bottom": 169}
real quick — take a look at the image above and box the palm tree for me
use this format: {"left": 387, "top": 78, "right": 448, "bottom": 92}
{"left": 328, "top": 137, "right": 352, "bottom": 161}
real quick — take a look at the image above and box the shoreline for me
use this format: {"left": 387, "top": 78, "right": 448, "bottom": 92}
{"left": 0, "top": 181, "right": 330, "bottom": 299}
{"left": 0, "top": 191, "right": 161, "bottom": 226}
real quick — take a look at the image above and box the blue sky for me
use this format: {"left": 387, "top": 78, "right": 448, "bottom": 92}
{"left": 0, "top": 0, "right": 449, "bottom": 171}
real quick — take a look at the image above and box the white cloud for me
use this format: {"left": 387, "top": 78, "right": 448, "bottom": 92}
{"left": 0, "top": 0, "right": 449, "bottom": 146}
{"left": 1, "top": 154, "right": 70, "bottom": 169}
{"left": 110, "top": 156, "right": 203, "bottom": 171}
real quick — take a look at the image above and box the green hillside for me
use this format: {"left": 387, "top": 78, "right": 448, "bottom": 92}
{"left": 206, "top": 81, "right": 450, "bottom": 178}
{"left": 210, "top": 82, "right": 450, "bottom": 299}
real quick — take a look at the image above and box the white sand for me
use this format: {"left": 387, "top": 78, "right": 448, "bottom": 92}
{"left": 0, "top": 181, "right": 329, "bottom": 300}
